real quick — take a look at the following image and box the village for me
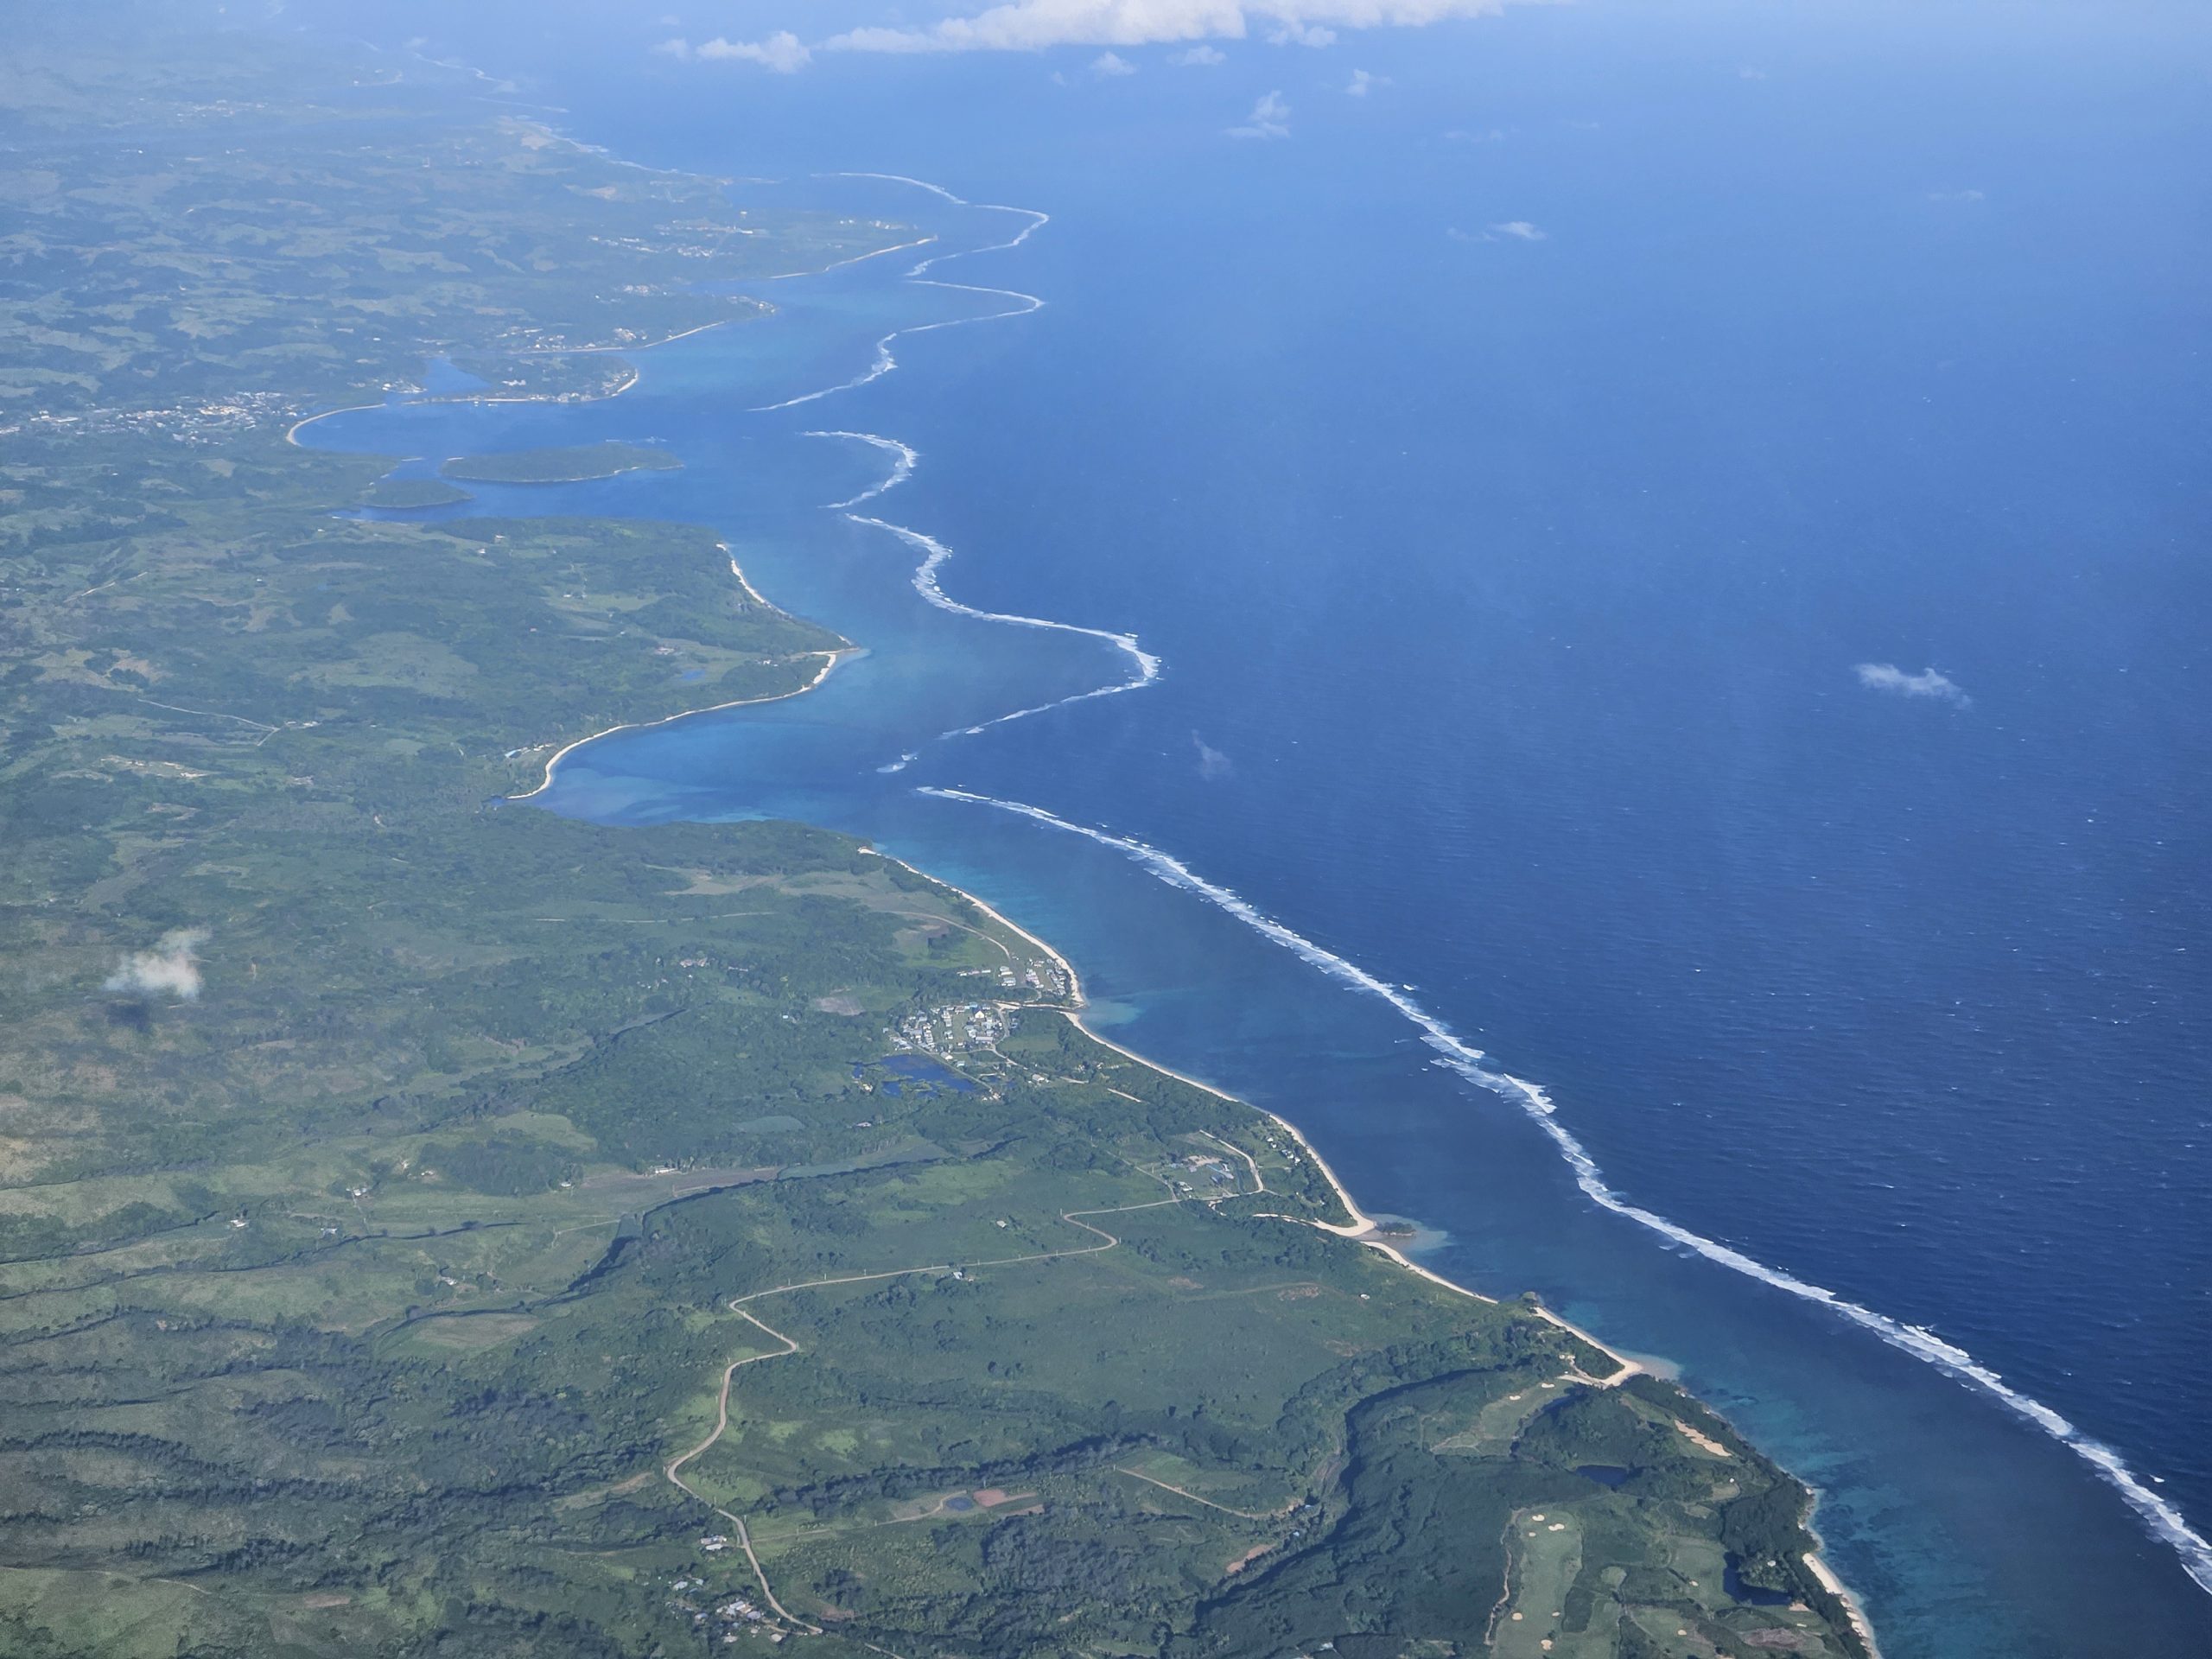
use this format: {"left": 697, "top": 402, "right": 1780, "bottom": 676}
{"left": 669, "top": 1560, "right": 779, "bottom": 1645}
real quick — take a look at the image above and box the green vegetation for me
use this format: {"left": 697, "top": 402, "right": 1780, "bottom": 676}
{"left": 0, "top": 10, "right": 907, "bottom": 428}
{"left": 442, "top": 442, "right": 685, "bottom": 486}
{"left": 0, "top": 10, "right": 1871, "bottom": 1658}
{"left": 365, "top": 477, "right": 476, "bottom": 510}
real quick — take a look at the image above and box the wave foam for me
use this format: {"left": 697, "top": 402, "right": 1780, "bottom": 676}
{"left": 918, "top": 784, "right": 2212, "bottom": 1599}
{"left": 791, "top": 180, "right": 1157, "bottom": 758}
{"left": 848, "top": 516, "right": 1160, "bottom": 739}
{"left": 808, "top": 429, "right": 918, "bottom": 508}
{"left": 752, "top": 177, "right": 1049, "bottom": 413}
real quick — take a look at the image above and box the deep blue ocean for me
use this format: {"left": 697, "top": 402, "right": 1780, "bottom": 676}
{"left": 294, "top": 0, "right": 2212, "bottom": 1651}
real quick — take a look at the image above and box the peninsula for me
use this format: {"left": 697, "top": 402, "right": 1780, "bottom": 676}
{"left": 442, "top": 441, "right": 687, "bottom": 485}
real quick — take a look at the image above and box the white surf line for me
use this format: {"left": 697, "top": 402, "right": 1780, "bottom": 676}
{"left": 807, "top": 430, "right": 918, "bottom": 509}
{"left": 822, "top": 169, "right": 968, "bottom": 203}
{"left": 918, "top": 785, "right": 2212, "bottom": 1602}
{"left": 760, "top": 235, "right": 939, "bottom": 281}
{"left": 750, "top": 176, "right": 1050, "bottom": 414}
{"left": 847, "top": 515, "right": 1160, "bottom": 741}
{"left": 749, "top": 283, "right": 1042, "bottom": 413}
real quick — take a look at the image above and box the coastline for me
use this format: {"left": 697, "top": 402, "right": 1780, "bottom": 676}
{"left": 717, "top": 543, "right": 771, "bottom": 607}
{"left": 499, "top": 501, "right": 1873, "bottom": 1652}
{"left": 451, "top": 170, "right": 1889, "bottom": 1655}
{"left": 874, "top": 848, "right": 1661, "bottom": 1388}
{"left": 512, "top": 645, "right": 857, "bottom": 802}
{"left": 761, "top": 233, "right": 938, "bottom": 281}
{"left": 283, "top": 312, "right": 763, "bottom": 448}
{"left": 1807, "top": 1543, "right": 1885, "bottom": 1658}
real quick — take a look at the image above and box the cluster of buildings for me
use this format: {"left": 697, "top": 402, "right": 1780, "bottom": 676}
{"left": 8, "top": 390, "right": 298, "bottom": 443}
{"left": 1165, "top": 1152, "right": 1237, "bottom": 1195}
{"left": 888, "top": 1001, "right": 1010, "bottom": 1057}
{"left": 961, "top": 957, "right": 1071, "bottom": 1000}
{"left": 670, "top": 1570, "right": 777, "bottom": 1643}
{"left": 585, "top": 226, "right": 758, "bottom": 262}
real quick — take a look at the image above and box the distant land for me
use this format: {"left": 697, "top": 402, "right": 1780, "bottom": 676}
{"left": 0, "top": 9, "right": 1872, "bottom": 1656}
{"left": 365, "top": 476, "right": 475, "bottom": 509}
{"left": 442, "top": 440, "right": 686, "bottom": 485}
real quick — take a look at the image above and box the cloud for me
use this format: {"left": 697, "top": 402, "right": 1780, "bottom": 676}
{"left": 823, "top": 0, "right": 1529, "bottom": 56}
{"left": 1489, "top": 219, "right": 1546, "bottom": 240}
{"left": 1090, "top": 48, "right": 1139, "bottom": 73}
{"left": 652, "top": 36, "right": 693, "bottom": 58}
{"left": 1853, "top": 663, "right": 1971, "bottom": 707}
{"left": 1171, "top": 43, "right": 1227, "bottom": 62}
{"left": 691, "top": 31, "right": 812, "bottom": 71}
{"left": 1737, "top": 64, "right": 1767, "bottom": 80}
{"left": 1345, "top": 67, "right": 1387, "bottom": 94}
{"left": 1929, "top": 188, "right": 1986, "bottom": 204}
{"left": 1193, "top": 732, "right": 1235, "bottom": 780}
{"left": 1443, "top": 125, "right": 1507, "bottom": 143}
{"left": 104, "top": 929, "right": 207, "bottom": 1001}
{"left": 1228, "top": 88, "right": 1292, "bottom": 138}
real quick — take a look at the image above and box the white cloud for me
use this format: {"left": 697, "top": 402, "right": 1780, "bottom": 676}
{"left": 1488, "top": 219, "right": 1546, "bottom": 240}
{"left": 1228, "top": 88, "right": 1292, "bottom": 138}
{"left": 1854, "top": 663, "right": 1971, "bottom": 706}
{"left": 1443, "top": 125, "right": 1507, "bottom": 143}
{"left": 823, "top": 0, "right": 1529, "bottom": 56}
{"left": 1171, "top": 43, "right": 1227, "bottom": 62}
{"left": 694, "top": 31, "right": 812, "bottom": 71}
{"left": 1193, "top": 732, "right": 1234, "bottom": 780}
{"left": 652, "top": 36, "right": 693, "bottom": 58}
{"left": 105, "top": 929, "right": 207, "bottom": 1001}
{"left": 1090, "top": 48, "right": 1139, "bottom": 73}
{"left": 1738, "top": 64, "right": 1768, "bottom": 80}
{"left": 1270, "top": 21, "right": 1337, "bottom": 44}
{"left": 1345, "top": 67, "right": 1387, "bottom": 94}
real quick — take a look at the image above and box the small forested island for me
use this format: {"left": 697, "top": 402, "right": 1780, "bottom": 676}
{"left": 0, "top": 10, "right": 1873, "bottom": 1657}
{"left": 442, "top": 441, "right": 686, "bottom": 485}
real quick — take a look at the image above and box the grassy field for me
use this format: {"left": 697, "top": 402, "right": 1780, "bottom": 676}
{"left": 0, "top": 10, "right": 1872, "bottom": 1658}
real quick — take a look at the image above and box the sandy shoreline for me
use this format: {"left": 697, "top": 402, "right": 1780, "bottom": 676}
{"left": 717, "top": 543, "right": 772, "bottom": 607}
{"left": 284, "top": 400, "right": 385, "bottom": 445}
{"left": 880, "top": 855, "right": 1656, "bottom": 1386}
{"left": 1806, "top": 1545, "right": 1884, "bottom": 1656}
{"left": 511, "top": 645, "right": 855, "bottom": 802}
{"left": 283, "top": 321, "right": 715, "bottom": 447}
{"left": 762, "top": 234, "right": 938, "bottom": 281}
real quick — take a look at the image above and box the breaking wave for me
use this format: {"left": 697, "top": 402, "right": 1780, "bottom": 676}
{"left": 752, "top": 176, "right": 1047, "bottom": 413}
{"left": 848, "top": 516, "right": 1160, "bottom": 739}
{"left": 809, "top": 429, "right": 918, "bottom": 508}
{"left": 775, "top": 178, "right": 1159, "bottom": 756}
